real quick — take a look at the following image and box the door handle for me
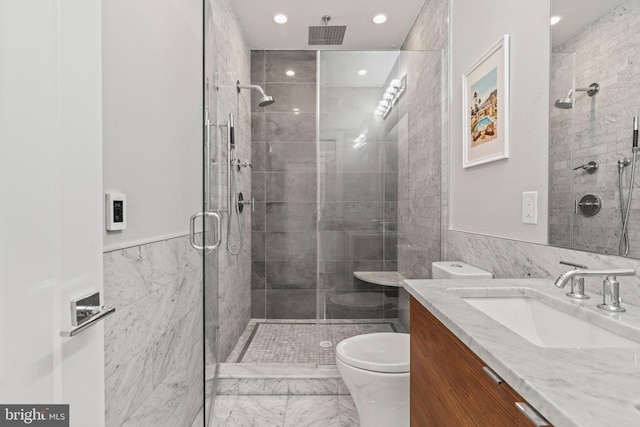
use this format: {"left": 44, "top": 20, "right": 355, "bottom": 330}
{"left": 190, "top": 211, "right": 222, "bottom": 253}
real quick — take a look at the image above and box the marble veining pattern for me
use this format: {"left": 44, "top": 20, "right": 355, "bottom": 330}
{"left": 353, "top": 271, "right": 405, "bottom": 287}
{"left": 445, "top": 229, "right": 640, "bottom": 307}
{"left": 212, "top": 395, "right": 359, "bottom": 427}
{"left": 404, "top": 277, "right": 640, "bottom": 427}
{"left": 210, "top": 0, "right": 253, "bottom": 363}
{"left": 103, "top": 236, "right": 203, "bottom": 427}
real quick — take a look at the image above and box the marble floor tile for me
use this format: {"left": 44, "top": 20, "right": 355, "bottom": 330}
{"left": 338, "top": 395, "right": 359, "bottom": 427}
{"left": 221, "top": 395, "right": 287, "bottom": 427}
{"left": 283, "top": 396, "right": 341, "bottom": 427}
{"left": 211, "top": 394, "right": 359, "bottom": 427}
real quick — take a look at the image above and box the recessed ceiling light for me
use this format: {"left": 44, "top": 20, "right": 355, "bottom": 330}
{"left": 273, "top": 14, "right": 288, "bottom": 24}
{"left": 286, "top": 70, "right": 295, "bottom": 77}
{"left": 550, "top": 16, "right": 562, "bottom": 25}
{"left": 358, "top": 69, "right": 367, "bottom": 76}
{"left": 373, "top": 14, "right": 387, "bottom": 24}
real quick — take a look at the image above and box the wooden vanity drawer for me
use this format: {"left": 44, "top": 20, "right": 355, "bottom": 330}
{"left": 410, "top": 296, "right": 552, "bottom": 426}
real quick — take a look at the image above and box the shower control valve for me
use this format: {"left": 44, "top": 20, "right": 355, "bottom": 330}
{"left": 573, "top": 161, "right": 598, "bottom": 174}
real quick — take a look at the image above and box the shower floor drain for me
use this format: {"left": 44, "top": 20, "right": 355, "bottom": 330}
{"left": 319, "top": 341, "right": 332, "bottom": 348}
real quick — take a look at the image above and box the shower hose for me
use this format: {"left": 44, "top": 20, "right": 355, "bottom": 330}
{"left": 619, "top": 150, "right": 637, "bottom": 256}
{"left": 227, "top": 147, "right": 243, "bottom": 255}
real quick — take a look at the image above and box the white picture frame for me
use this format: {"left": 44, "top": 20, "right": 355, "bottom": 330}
{"left": 462, "top": 35, "right": 510, "bottom": 168}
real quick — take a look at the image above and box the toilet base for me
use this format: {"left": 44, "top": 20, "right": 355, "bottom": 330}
{"left": 336, "top": 358, "right": 409, "bottom": 427}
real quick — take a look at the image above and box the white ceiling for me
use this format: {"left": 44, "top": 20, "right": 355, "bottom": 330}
{"left": 229, "top": 0, "right": 427, "bottom": 50}
{"left": 551, "top": 0, "right": 628, "bottom": 47}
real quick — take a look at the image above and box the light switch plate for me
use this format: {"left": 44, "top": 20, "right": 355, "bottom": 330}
{"left": 522, "top": 191, "right": 538, "bottom": 224}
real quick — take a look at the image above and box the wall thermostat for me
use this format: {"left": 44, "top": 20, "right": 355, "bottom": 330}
{"left": 106, "top": 193, "right": 126, "bottom": 231}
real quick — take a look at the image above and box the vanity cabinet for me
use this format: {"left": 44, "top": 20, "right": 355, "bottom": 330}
{"left": 410, "top": 296, "right": 551, "bottom": 426}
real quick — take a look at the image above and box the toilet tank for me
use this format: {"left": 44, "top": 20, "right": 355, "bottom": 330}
{"left": 431, "top": 261, "right": 493, "bottom": 279}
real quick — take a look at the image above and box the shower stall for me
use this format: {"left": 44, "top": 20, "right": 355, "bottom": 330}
{"left": 205, "top": 48, "right": 440, "bottom": 357}
{"left": 202, "top": 28, "right": 442, "bottom": 422}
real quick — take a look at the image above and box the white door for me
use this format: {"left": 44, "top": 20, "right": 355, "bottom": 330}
{"left": 0, "top": 1, "right": 105, "bottom": 426}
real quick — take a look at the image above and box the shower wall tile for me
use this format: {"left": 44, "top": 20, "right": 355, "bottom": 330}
{"left": 252, "top": 112, "right": 267, "bottom": 142}
{"left": 266, "top": 260, "right": 317, "bottom": 289}
{"left": 319, "top": 202, "right": 385, "bottom": 231}
{"left": 265, "top": 50, "right": 317, "bottom": 83}
{"left": 327, "top": 142, "right": 385, "bottom": 174}
{"left": 266, "top": 289, "right": 317, "bottom": 319}
{"left": 264, "top": 113, "right": 317, "bottom": 142}
{"left": 250, "top": 50, "right": 265, "bottom": 83}
{"left": 252, "top": 261, "right": 266, "bottom": 290}
{"left": 211, "top": 0, "right": 252, "bottom": 364}
{"left": 320, "top": 231, "right": 347, "bottom": 261}
{"left": 265, "top": 231, "right": 317, "bottom": 261}
{"left": 264, "top": 83, "right": 316, "bottom": 113}
{"left": 252, "top": 50, "right": 318, "bottom": 319}
{"left": 252, "top": 143, "right": 267, "bottom": 171}
{"left": 346, "top": 232, "right": 384, "bottom": 260}
{"left": 251, "top": 171, "right": 266, "bottom": 201}
{"left": 252, "top": 202, "right": 266, "bottom": 231}
{"left": 266, "top": 172, "right": 317, "bottom": 202}
{"left": 252, "top": 231, "right": 265, "bottom": 261}
{"left": 104, "top": 236, "right": 203, "bottom": 427}
{"left": 266, "top": 202, "right": 317, "bottom": 232}
{"left": 266, "top": 142, "right": 317, "bottom": 172}
{"left": 251, "top": 289, "right": 266, "bottom": 319}
{"left": 324, "top": 173, "right": 384, "bottom": 202}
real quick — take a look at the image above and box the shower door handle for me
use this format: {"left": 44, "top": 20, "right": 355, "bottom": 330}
{"left": 189, "top": 211, "right": 222, "bottom": 253}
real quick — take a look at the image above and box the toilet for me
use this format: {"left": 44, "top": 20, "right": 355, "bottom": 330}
{"left": 336, "top": 332, "right": 410, "bottom": 427}
{"left": 432, "top": 261, "right": 493, "bottom": 279}
{"left": 336, "top": 262, "right": 492, "bottom": 427}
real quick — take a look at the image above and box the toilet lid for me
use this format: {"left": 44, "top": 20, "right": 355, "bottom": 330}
{"left": 335, "top": 332, "right": 410, "bottom": 373}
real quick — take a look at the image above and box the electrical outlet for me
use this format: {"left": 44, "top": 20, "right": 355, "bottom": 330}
{"left": 522, "top": 191, "right": 538, "bottom": 225}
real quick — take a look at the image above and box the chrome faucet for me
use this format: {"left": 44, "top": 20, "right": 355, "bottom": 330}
{"left": 554, "top": 267, "right": 636, "bottom": 312}
{"left": 558, "top": 261, "right": 590, "bottom": 299}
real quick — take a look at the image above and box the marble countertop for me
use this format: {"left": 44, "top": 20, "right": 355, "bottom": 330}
{"left": 404, "top": 278, "right": 640, "bottom": 427}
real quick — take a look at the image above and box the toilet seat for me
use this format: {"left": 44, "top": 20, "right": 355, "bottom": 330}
{"left": 335, "top": 332, "right": 410, "bottom": 373}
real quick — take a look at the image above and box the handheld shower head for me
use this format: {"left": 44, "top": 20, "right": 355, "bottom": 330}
{"left": 236, "top": 82, "right": 275, "bottom": 107}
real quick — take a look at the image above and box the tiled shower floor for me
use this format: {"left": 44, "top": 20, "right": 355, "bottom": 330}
{"left": 226, "top": 319, "right": 407, "bottom": 364}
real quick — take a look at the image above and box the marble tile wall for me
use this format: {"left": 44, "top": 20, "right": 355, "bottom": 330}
{"left": 103, "top": 237, "right": 203, "bottom": 426}
{"left": 444, "top": 230, "right": 640, "bottom": 307}
{"left": 210, "top": 0, "right": 252, "bottom": 361}
{"left": 549, "top": 1, "right": 640, "bottom": 256}
{"left": 395, "top": 0, "right": 450, "bottom": 329}
{"left": 251, "top": 50, "right": 318, "bottom": 319}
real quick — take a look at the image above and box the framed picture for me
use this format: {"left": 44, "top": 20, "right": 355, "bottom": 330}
{"left": 462, "top": 35, "right": 510, "bottom": 168}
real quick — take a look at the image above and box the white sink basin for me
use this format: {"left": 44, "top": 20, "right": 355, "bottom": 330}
{"left": 462, "top": 296, "right": 640, "bottom": 348}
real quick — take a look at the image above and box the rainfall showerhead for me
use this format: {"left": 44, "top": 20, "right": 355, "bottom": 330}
{"left": 308, "top": 15, "right": 346, "bottom": 46}
{"left": 237, "top": 82, "right": 275, "bottom": 107}
{"left": 554, "top": 83, "right": 599, "bottom": 109}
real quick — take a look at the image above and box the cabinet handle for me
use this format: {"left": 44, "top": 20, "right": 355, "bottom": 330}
{"left": 515, "top": 402, "right": 551, "bottom": 426}
{"left": 482, "top": 366, "right": 504, "bottom": 384}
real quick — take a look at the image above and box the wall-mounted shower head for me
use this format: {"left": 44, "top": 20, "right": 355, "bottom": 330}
{"left": 237, "top": 82, "right": 275, "bottom": 107}
{"left": 554, "top": 83, "right": 599, "bottom": 109}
